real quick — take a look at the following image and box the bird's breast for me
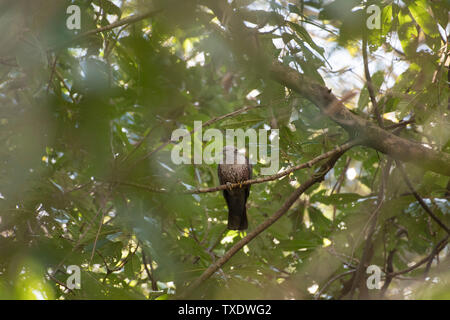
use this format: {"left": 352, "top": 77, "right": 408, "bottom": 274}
{"left": 218, "top": 163, "right": 250, "bottom": 183}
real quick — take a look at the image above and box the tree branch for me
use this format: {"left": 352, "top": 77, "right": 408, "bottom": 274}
{"left": 202, "top": 0, "right": 450, "bottom": 177}
{"left": 177, "top": 149, "right": 348, "bottom": 298}
{"left": 55, "top": 9, "right": 163, "bottom": 50}
{"left": 389, "top": 235, "right": 449, "bottom": 277}
{"left": 315, "top": 270, "right": 356, "bottom": 300}
{"left": 142, "top": 249, "right": 158, "bottom": 291}
{"left": 268, "top": 61, "right": 450, "bottom": 176}
{"left": 113, "top": 140, "right": 358, "bottom": 194}
{"left": 349, "top": 158, "right": 391, "bottom": 299}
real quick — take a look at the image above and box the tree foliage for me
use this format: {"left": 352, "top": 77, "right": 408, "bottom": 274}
{"left": 0, "top": 0, "right": 449, "bottom": 300}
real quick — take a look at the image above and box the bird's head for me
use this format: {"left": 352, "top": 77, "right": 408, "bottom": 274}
{"left": 223, "top": 145, "right": 238, "bottom": 153}
{"left": 222, "top": 145, "right": 246, "bottom": 164}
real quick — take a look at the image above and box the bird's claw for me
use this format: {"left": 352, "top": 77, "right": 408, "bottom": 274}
{"left": 226, "top": 182, "right": 233, "bottom": 191}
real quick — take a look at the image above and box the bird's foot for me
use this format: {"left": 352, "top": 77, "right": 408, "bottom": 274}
{"left": 226, "top": 182, "right": 233, "bottom": 191}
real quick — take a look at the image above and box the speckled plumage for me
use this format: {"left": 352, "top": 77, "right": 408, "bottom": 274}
{"left": 218, "top": 146, "right": 252, "bottom": 230}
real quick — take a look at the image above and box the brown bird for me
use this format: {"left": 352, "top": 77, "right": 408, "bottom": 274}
{"left": 218, "top": 146, "right": 252, "bottom": 230}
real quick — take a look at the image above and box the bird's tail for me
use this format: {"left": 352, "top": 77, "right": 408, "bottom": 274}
{"left": 227, "top": 198, "right": 248, "bottom": 230}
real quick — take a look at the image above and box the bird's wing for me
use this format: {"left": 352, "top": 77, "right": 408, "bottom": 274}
{"left": 245, "top": 161, "right": 252, "bottom": 199}
{"left": 218, "top": 164, "right": 224, "bottom": 185}
{"left": 218, "top": 164, "right": 232, "bottom": 210}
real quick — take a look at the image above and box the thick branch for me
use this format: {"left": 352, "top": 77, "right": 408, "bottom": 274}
{"left": 268, "top": 63, "right": 450, "bottom": 176}
{"left": 204, "top": 0, "right": 450, "bottom": 177}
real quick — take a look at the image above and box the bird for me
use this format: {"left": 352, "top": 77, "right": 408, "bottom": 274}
{"left": 218, "top": 146, "right": 252, "bottom": 230}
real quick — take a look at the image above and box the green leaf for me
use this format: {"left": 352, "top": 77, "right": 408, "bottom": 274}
{"left": 398, "top": 9, "right": 418, "bottom": 56}
{"left": 288, "top": 22, "right": 325, "bottom": 57}
{"left": 279, "top": 231, "right": 322, "bottom": 250}
{"left": 93, "top": 0, "right": 122, "bottom": 17}
{"left": 408, "top": 0, "right": 439, "bottom": 38}
{"left": 308, "top": 206, "right": 331, "bottom": 235}
{"left": 311, "top": 193, "right": 366, "bottom": 206}
{"left": 234, "top": 0, "right": 257, "bottom": 8}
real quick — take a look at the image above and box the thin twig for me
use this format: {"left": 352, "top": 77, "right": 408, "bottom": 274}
{"left": 89, "top": 205, "right": 108, "bottom": 266}
{"left": 384, "top": 119, "right": 415, "bottom": 130}
{"left": 379, "top": 249, "right": 396, "bottom": 298}
{"left": 46, "top": 272, "right": 76, "bottom": 295}
{"left": 120, "top": 126, "right": 157, "bottom": 165}
{"left": 55, "top": 69, "right": 79, "bottom": 104}
{"left": 142, "top": 249, "right": 158, "bottom": 291}
{"left": 362, "top": 31, "right": 383, "bottom": 127}
{"left": 315, "top": 270, "right": 356, "bottom": 300}
{"left": 423, "top": 236, "right": 448, "bottom": 279}
{"left": 389, "top": 235, "right": 449, "bottom": 277}
{"left": 46, "top": 53, "right": 58, "bottom": 94}
{"left": 396, "top": 161, "right": 450, "bottom": 234}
